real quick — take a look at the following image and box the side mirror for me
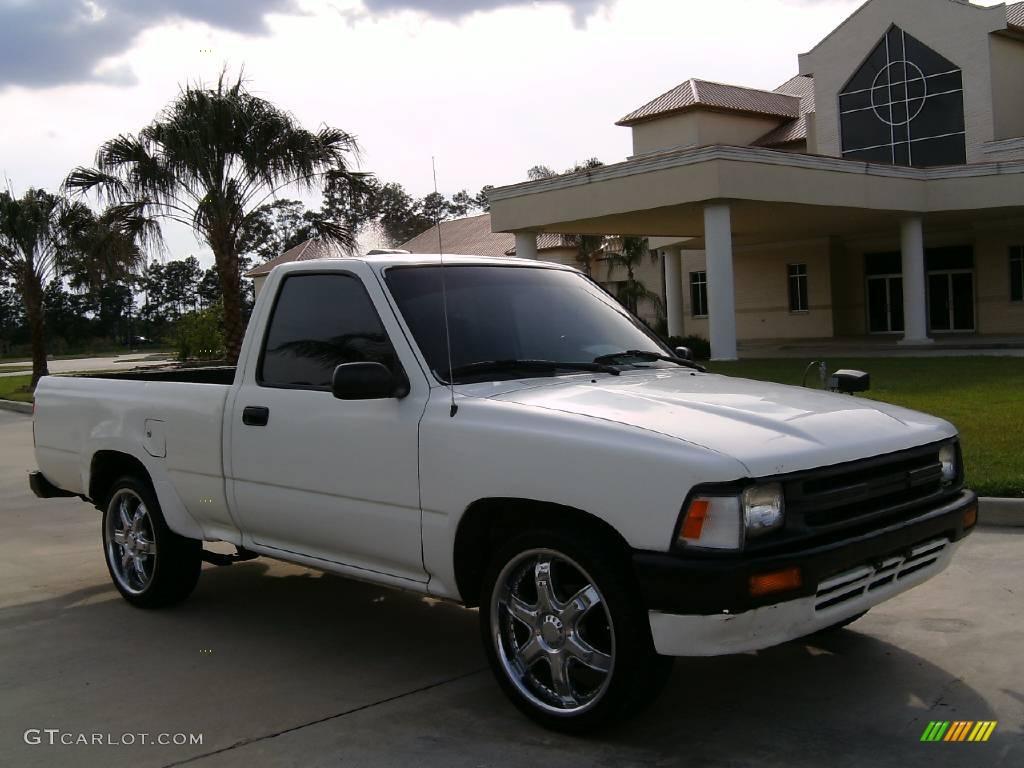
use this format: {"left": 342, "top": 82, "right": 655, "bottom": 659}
{"left": 331, "top": 362, "right": 408, "bottom": 400}
{"left": 674, "top": 346, "right": 694, "bottom": 362}
{"left": 829, "top": 369, "right": 870, "bottom": 394}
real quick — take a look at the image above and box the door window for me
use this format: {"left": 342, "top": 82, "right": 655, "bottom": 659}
{"left": 259, "top": 273, "right": 399, "bottom": 389}
{"left": 1011, "top": 247, "right": 1023, "bottom": 303}
{"left": 867, "top": 276, "right": 903, "bottom": 333}
{"left": 928, "top": 273, "right": 952, "bottom": 332}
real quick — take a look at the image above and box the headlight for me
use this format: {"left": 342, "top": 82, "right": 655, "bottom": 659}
{"left": 677, "top": 482, "right": 785, "bottom": 550}
{"left": 939, "top": 443, "right": 958, "bottom": 484}
{"left": 743, "top": 483, "right": 785, "bottom": 537}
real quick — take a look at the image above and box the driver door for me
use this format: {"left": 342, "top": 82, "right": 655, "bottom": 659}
{"left": 226, "top": 268, "right": 428, "bottom": 583}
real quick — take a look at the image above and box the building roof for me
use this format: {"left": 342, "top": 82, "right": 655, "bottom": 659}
{"left": 244, "top": 213, "right": 576, "bottom": 279}
{"left": 1009, "top": 2, "right": 1024, "bottom": 30}
{"left": 755, "top": 74, "right": 817, "bottom": 147}
{"left": 244, "top": 238, "right": 347, "bottom": 278}
{"left": 401, "top": 213, "right": 572, "bottom": 256}
{"left": 616, "top": 79, "right": 801, "bottom": 126}
{"left": 400, "top": 213, "right": 512, "bottom": 256}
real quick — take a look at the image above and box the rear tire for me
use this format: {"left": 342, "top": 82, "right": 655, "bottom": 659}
{"left": 102, "top": 475, "right": 201, "bottom": 608}
{"left": 480, "top": 528, "right": 672, "bottom": 733}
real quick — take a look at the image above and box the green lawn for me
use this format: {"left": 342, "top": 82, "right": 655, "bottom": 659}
{"left": 708, "top": 357, "right": 1024, "bottom": 498}
{"left": 0, "top": 374, "right": 34, "bottom": 403}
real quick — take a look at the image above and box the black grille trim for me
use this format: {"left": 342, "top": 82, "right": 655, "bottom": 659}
{"left": 783, "top": 440, "right": 959, "bottom": 535}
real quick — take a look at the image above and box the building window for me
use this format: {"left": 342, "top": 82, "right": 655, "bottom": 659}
{"left": 788, "top": 264, "right": 809, "bottom": 312}
{"left": 1012, "top": 247, "right": 1024, "bottom": 303}
{"left": 690, "top": 271, "right": 708, "bottom": 317}
{"left": 838, "top": 24, "right": 965, "bottom": 168}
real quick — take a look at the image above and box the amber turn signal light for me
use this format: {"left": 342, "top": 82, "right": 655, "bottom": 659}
{"left": 749, "top": 567, "right": 803, "bottom": 597}
{"left": 962, "top": 504, "right": 978, "bottom": 529}
{"left": 681, "top": 499, "right": 709, "bottom": 540}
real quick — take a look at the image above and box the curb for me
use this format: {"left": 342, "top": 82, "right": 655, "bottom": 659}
{"left": 0, "top": 399, "right": 31, "bottom": 415}
{"left": 979, "top": 497, "right": 1024, "bottom": 528}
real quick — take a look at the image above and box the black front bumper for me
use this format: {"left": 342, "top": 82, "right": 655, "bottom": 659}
{"left": 633, "top": 489, "right": 977, "bottom": 616}
{"left": 29, "top": 471, "right": 76, "bottom": 499}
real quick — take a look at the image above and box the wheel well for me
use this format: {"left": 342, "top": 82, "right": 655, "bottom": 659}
{"left": 452, "top": 498, "right": 633, "bottom": 608}
{"left": 88, "top": 451, "right": 151, "bottom": 508}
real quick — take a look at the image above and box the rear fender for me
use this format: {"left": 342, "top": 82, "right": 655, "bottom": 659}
{"left": 82, "top": 438, "right": 205, "bottom": 541}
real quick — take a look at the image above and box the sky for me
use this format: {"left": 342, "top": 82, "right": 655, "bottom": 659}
{"left": 0, "top": 0, "right": 873, "bottom": 265}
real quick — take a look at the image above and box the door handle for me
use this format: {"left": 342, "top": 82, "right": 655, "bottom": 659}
{"left": 242, "top": 406, "right": 270, "bottom": 427}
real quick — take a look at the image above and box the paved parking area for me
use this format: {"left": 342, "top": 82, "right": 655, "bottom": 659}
{"left": 0, "top": 409, "right": 1020, "bottom": 767}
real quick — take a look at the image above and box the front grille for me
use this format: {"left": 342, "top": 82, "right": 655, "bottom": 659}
{"left": 814, "top": 538, "right": 949, "bottom": 611}
{"left": 784, "top": 442, "right": 952, "bottom": 533}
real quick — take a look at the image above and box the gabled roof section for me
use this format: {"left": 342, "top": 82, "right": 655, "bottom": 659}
{"left": 244, "top": 238, "right": 347, "bottom": 278}
{"left": 755, "top": 75, "right": 816, "bottom": 147}
{"left": 616, "top": 79, "right": 801, "bottom": 126}
{"left": 799, "top": 0, "right": 1009, "bottom": 74}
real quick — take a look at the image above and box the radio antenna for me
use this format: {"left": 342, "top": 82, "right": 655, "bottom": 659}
{"left": 433, "top": 157, "right": 458, "bottom": 417}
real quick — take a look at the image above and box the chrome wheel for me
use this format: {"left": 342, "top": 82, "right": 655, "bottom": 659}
{"left": 490, "top": 549, "right": 615, "bottom": 716}
{"left": 105, "top": 489, "right": 157, "bottom": 595}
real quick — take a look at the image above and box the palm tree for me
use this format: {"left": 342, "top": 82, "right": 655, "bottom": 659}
{"left": 567, "top": 233, "right": 606, "bottom": 277}
{"left": 65, "top": 70, "right": 365, "bottom": 364}
{"left": 605, "top": 236, "right": 665, "bottom": 319}
{"left": 0, "top": 190, "right": 141, "bottom": 387}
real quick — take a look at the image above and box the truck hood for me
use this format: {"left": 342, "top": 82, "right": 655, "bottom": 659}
{"left": 468, "top": 370, "right": 955, "bottom": 477}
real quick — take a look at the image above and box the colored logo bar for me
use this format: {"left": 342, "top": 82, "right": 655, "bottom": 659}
{"left": 920, "top": 721, "right": 997, "bottom": 742}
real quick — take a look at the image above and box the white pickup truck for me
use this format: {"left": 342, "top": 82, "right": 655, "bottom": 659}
{"left": 30, "top": 254, "right": 977, "bottom": 731}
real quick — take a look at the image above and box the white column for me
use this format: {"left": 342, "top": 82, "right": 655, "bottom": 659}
{"left": 663, "top": 246, "right": 684, "bottom": 338}
{"left": 515, "top": 231, "right": 539, "bottom": 260}
{"left": 898, "top": 216, "right": 933, "bottom": 345}
{"left": 704, "top": 204, "right": 738, "bottom": 361}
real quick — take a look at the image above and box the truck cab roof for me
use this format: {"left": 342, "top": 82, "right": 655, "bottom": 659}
{"left": 271, "top": 252, "right": 574, "bottom": 277}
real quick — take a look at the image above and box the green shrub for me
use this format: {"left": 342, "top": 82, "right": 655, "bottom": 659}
{"left": 175, "top": 304, "right": 225, "bottom": 362}
{"left": 666, "top": 334, "right": 711, "bottom": 361}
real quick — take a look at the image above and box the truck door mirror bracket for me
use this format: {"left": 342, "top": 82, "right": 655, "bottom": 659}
{"left": 331, "top": 362, "right": 408, "bottom": 400}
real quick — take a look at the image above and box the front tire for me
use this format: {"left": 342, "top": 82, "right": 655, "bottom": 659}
{"left": 102, "top": 475, "right": 201, "bottom": 608}
{"left": 480, "top": 529, "right": 671, "bottom": 733}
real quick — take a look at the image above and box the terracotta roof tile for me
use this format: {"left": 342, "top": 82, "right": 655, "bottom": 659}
{"left": 617, "top": 78, "right": 801, "bottom": 126}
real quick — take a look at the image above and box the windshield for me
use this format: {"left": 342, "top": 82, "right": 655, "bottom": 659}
{"left": 385, "top": 265, "right": 670, "bottom": 383}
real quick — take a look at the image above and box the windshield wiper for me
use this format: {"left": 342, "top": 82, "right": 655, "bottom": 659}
{"left": 592, "top": 349, "right": 706, "bottom": 372}
{"left": 446, "top": 359, "right": 621, "bottom": 382}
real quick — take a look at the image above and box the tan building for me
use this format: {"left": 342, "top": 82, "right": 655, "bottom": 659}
{"left": 489, "top": 0, "right": 1024, "bottom": 358}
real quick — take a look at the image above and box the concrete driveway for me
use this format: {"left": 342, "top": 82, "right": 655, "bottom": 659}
{"left": 0, "top": 409, "right": 1020, "bottom": 767}
{"left": 0, "top": 353, "right": 172, "bottom": 378}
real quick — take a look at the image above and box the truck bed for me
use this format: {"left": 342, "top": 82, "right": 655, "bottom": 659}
{"left": 79, "top": 366, "right": 237, "bottom": 385}
{"left": 33, "top": 367, "right": 240, "bottom": 543}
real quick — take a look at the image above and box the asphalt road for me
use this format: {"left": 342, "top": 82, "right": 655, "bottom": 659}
{"left": 0, "top": 409, "right": 1020, "bottom": 767}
